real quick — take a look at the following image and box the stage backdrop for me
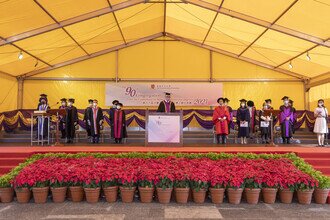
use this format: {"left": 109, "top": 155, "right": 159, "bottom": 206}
{"left": 105, "top": 83, "right": 223, "bottom": 107}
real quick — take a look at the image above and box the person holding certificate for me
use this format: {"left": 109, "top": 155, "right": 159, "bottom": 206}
{"left": 259, "top": 103, "right": 271, "bottom": 144}
{"left": 212, "top": 97, "right": 230, "bottom": 144}
{"left": 313, "top": 99, "right": 328, "bottom": 147}
{"left": 236, "top": 99, "right": 250, "bottom": 144}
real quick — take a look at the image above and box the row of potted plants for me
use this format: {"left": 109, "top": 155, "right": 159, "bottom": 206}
{"left": 0, "top": 156, "right": 328, "bottom": 204}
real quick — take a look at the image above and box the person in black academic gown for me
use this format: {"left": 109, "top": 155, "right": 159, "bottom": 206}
{"left": 109, "top": 100, "right": 119, "bottom": 141}
{"left": 65, "top": 98, "right": 78, "bottom": 144}
{"left": 36, "top": 96, "right": 50, "bottom": 139}
{"left": 83, "top": 99, "right": 93, "bottom": 141}
{"left": 236, "top": 99, "right": 250, "bottom": 144}
{"left": 87, "top": 99, "right": 104, "bottom": 144}
{"left": 59, "top": 98, "right": 67, "bottom": 139}
{"left": 112, "top": 103, "right": 127, "bottom": 144}
{"left": 157, "top": 92, "right": 176, "bottom": 113}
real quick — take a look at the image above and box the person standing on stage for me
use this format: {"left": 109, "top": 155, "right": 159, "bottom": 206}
{"left": 247, "top": 100, "right": 256, "bottom": 139}
{"left": 37, "top": 94, "right": 48, "bottom": 109}
{"left": 265, "top": 99, "right": 273, "bottom": 110}
{"left": 36, "top": 96, "right": 50, "bottom": 139}
{"left": 88, "top": 99, "right": 104, "bottom": 144}
{"left": 109, "top": 100, "right": 119, "bottom": 141}
{"left": 83, "top": 99, "right": 93, "bottom": 141}
{"left": 224, "top": 98, "right": 233, "bottom": 135}
{"left": 65, "top": 98, "right": 78, "bottom": 144}
{"left": 213, "top": 98, "right": 230, "bottom": 144}
{"left": 279, "top": 96, "right": 294, "bottom": 144}
{"left": 157, "top": 92, "right": 176, "bottom": 113}
{"left": 237, "top": 99, "right": 250, "bottom": 144}
{"left": 313, "top": 99, "right": 328, "bottom": 147}
{"left": 259, "top": 103, "right": 271, "bottom": 144}
{"left": 59, "top": 98, "right": 67, "bottom": 139}
{"left": 112, "top": 103, "right": 127, "bottom": 144}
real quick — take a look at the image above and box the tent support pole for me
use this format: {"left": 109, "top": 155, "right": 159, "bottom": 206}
{"left": 17, "top": 77, "right": 24, "bottom": 109}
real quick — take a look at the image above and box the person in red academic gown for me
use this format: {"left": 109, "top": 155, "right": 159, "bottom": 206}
{"left": 112, "top": 103, "right": 127, "bottom": 144}
{"left": 59, "top": 98, "right": 67, "bottom": 139}
{"left": 247, "top": 100, "right": 257, "bottom": 139}
{"left": 87, "top": 99, "right": 104, "bottom": 144}
{"left": 157, "top": 92, "right": 176, "bottom": 113}
{"left": 213, "top": 98, "right": 230, "bottom": 144}
{"left": 65, "top": 98, "right": 78, "bottom": 144}
{"left": 83, "top": 99, "right": 93, "bottom": 141}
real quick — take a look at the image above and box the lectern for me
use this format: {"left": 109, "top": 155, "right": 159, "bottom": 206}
{"left": 145, "top": 110, "right": 183, "bottom": 146}
{"left": 264, "top": 109, "right": 280, "bottom": 146}
{"left": 31, "top": 111, "right": 50, "bottom": 146}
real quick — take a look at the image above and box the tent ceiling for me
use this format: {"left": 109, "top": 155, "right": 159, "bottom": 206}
{"left": 0, "top": 0, "right": 329, "bottom": 79}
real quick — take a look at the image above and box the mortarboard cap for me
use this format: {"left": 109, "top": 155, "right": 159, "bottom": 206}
{"left": 165, "top": 92, "right": 171, "bottom": 96}
{"left": 112, "top": 100, "right": 119, "bottom": 105}
{"left": 60, "top": 98, "right": 67, "bottom": 102}
{"left": 88, "top": 99, "right": 93, "bottom": 103}
{"left": 68, "top": 98, "right": 75, "bottom": 103}
{"left": 265, "top": 99, "right": 272, "bottom": 103}
{"left": 281, "top": 96, "right": 289, "bottom": 100}
{"left": 239, "top": 99, "right": 247, "bottom": 103}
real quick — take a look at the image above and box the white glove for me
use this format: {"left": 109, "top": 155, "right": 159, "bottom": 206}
{"left": 99, "top": 120, "right": 103, "bottom": 125}
{"left": 223, "top": 117, "right": 226, "bottom": 120}
{"left": 87, "top": 120, "right": 91, "bottom": 126}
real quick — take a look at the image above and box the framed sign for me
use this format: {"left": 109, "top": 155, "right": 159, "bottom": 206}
{"left": 145, "top": 111, "right": 183, "bottom": 146}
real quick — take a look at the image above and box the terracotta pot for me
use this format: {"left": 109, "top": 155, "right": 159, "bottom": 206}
{"left": 314, "top": 188, "right": 330, "bottom": 204}
{"left": 297, "top": 189, "right": 314, "bottom": 205}
{"left": 227, "top": 188, "right": 243, "bottom": 205}
{"left": 156, "top": 187, "right": 172, "bottom": 204}
{"left": 174, "top": 187, "right": 190, "bottom": 204}
{"left": 192, "top": 188, "right": 207, "bottom": 204}
{"left": 120, "top": 186, "right": 136, "bottom": 203}
{"left": 32, "top": 187, "right": 49, "bottom": 204}
{"left": 0, "top": 187, "right": 14, "bottom": 203}
{"left": 51, "top": 187, "right": 67, "bottom": 203}
{"left": 84, "top": 187, "right": 100, "bottom": 203}
{"left": 103, "top": 186, "right": 118, "bottom": 203}
{"left": 262, "top": 188, "right": 278, "bottom": 204}
{"left": 245, "top": 188, "right": 261, "bottom": 204}
{"left": 209, "top": 188, "right": 225, "bottom": 204}
{"left": 69, "top": 186, "right": 84, "bottom": 202}
{"left": 139, "top": 186, "right": 154, "bottom": 203}
{"left": 15, "top": 188, "right": 31, "bottom": 203}
{"left": 279, "top": 188, "right": 294, "bottom": 204}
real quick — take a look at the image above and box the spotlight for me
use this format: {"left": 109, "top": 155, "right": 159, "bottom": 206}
{"left": 18, "top": 51, "right": 23, "bottom": 60}
{"left": 306, "top": 52, "right": 311, "bottom": 61}
{"left": 289, "top": 61, "right": 293, "bottom": 69}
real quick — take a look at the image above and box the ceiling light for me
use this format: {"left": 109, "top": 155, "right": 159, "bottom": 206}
{"left": 289, "top": 61, "right": 293, "bottom": 69}
{"left": 18, "top": 51, "right": 23, "bottom": 60}
{"left": 306, "top": 52, "right": 311, "bottom": 61}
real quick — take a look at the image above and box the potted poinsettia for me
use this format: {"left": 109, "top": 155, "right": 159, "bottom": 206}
{"left": 0, "top": 174, "right": 14, "bottom": 203}
{"left": 209, "top": 167, "right": 228, "bottom": 204}
{"left": 173, "top": 164, "right": 190, "bottom": 204}
{"left": 83, "top": 179, "right": 101, "bottom": 203}
{"left": 190, "top": 169, "right": 209, "bottom": 204}
{"left": 155, "top": 171, "right": 174, "bottom": 204}
{"left": 226, "top": 175, "right": 245, "bottom": 205}
{"left": 118, "top": 167, "right": 137, "bottom": 203}
{"left": 32, "top": 180, "right": 50, "bottom": 204}
{"left": 261, "top": 181, "right": 279, "bottom": 204}
{"left": 295, "top": 173, "right": 318, "bottom": 205}
{"left": 50, "top": 175, "right": 68, "bottom": 203}
{"left": 278, "top": 174, "right": 296, "bottom": 204}
{"left": 102, "top": 175, "right": 118, "bottom": 203}
{"left": 68, "top": 179, "right": 84, "bottom": 202}
{"left": 314, "top": 175, "right": 330, "bottom": 204}
{"left": 244, "top": 177, "right": 262, "bottom": 205}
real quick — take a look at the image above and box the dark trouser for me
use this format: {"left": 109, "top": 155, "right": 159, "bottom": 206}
{"left": 86, "top": 127, "right": 91, "bottom": 137}
{"left": 115, "top": 138, "right": 122, "bottom": 144}
{"left": 261, "top": 133, "right": 269, "bottom": 143}
{"left": 216, "top": 134, "right": 227, "bottom": 144}
{"left": 282, "top": 138, "right": 291, "bottom": 144}
{"left": 92, "top": 134, "right": 100, "bottom": 143}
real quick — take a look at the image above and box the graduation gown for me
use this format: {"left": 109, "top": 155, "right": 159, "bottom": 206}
{"left": 65, "top": 106, "right": 78, "bottom": 139}
{"left": 236, "top": 107, "right": 250, "bottom": 138}
{"left": 157, "top": 100, "right": 175, "bottom": 113}
{"left": 259, "top": 110, "right": 271, "bottom": 136}
{"left": 83, "top": 107, "right": 92, "bottom": 136}
{"left": 279, "top": 105, "right": 294, "bottom": 138}
{"left": 248, "top": 107, "right": 257, "bottom": 134}
{"left": 212, "top": 106, "right": 230, "bottom": 135}
{"left": 88, "top": 107, "right": 104, "bottom": 136}
{"left": 111, "top": 109, "right": 127, "bottom": 139}
{"left": 37, "top": 104, "right": 50, "bottom": 137}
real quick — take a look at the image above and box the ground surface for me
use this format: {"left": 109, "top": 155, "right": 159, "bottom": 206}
{"left": 0, "top": 198, "right": 329, "bottom": 220}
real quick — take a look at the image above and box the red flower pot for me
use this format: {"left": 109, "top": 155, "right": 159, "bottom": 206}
{"left": 139, "top": 186, "right": 154, "bottom": 203}
{"left": 297, "top": 189, "right": 314, "bottom": 205}
{"left": 120, "top": 186, "right": 136, "bottom": 203}
{"left": 279, "top": 188, "right": 294, "bottom": 204}
{"left": 174, "top": 187, "right": 190, "bottom": 204}
{"left": 84, "top": 187, "right": 101, "bottom": 203}
{"left": 69, "top": 186, "right": 84, "bottom": 202}
{"left": 262, "top": 188, "right": 278, "bottom": 204}
{"left": 314, "top": 188, "right": 330, "bottom": 204}
{"left": 51, "top": 187, "right": 67, "bottom": 203}
{"left": 245, "top": 188, "right": 261, "bottom": 204}
{"left": 103, "top": 186, "right": 118, "bottom": 203}
{"left": 15, "top": 187, "right": 31, "bottom": 203}
{"left": 192, "top": 188, "right": 207, "bottom": 204}
{"left": 32, "top": 187, "right": 49, "bottom": 204}
{"left": 209, "top": 188, "right": 225, "bottom": 204}
{"left": 156, "top": 188, "right": 172, "bottom": 204}
{"left": 0, "top": 187, "right": 14, "bottom": 203}
{"left": 227, "top": 188, "right": 243, "bottom": 205}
